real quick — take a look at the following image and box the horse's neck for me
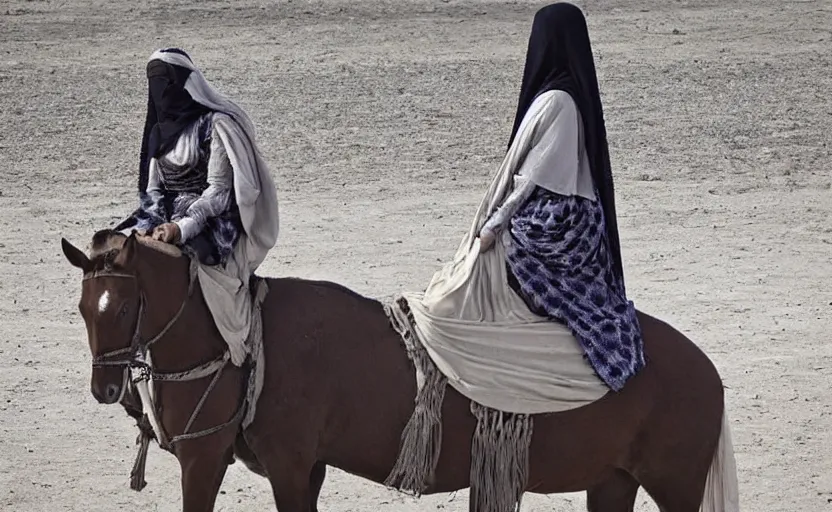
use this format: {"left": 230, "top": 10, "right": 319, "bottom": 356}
{"left": 138, "top": 250, "right": 224, "bottom": 372}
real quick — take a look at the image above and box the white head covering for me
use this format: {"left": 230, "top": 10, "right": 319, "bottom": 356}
{"left": 148, "top": 49, "right": 257, "bottom": 142}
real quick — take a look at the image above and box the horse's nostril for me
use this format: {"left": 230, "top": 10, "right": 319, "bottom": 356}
{"left": 105, "top": 384, "right": 121, "bottom": 403}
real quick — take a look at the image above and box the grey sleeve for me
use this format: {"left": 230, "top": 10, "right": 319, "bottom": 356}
{"left": 173, "top": 131, "right": 234, "bottom": 242}
{"left": 480, "top": 175, "right": 537, "bottom": 236}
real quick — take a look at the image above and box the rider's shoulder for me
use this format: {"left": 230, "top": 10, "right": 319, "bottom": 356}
{"left": 535, "top": 90, "right": 578, "bottom": 121}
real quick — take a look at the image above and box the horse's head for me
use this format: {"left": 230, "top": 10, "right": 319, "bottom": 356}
{"left": 62, "top": 230, "right": 143, "bottom": 404}
{"left": 61, "top": 229, "right": 185, "bottom": 405}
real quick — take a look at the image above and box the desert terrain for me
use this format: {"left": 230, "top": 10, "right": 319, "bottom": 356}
{"left": 1, "top": 0, "right": 830, "bottom": 510}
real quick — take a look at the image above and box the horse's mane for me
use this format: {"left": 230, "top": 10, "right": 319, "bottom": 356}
{"left": 87, "top": 229, "right": 182, "bottom": 272}
{"left": 90, "top": 229, "right": 127, "bottom": 256}
{"left": 88, "top": 229, "right": 128, "bottom": 272}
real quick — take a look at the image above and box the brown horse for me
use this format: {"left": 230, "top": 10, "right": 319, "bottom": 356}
{"left": 62, "top": 230, "right": 737, "bottom": 512}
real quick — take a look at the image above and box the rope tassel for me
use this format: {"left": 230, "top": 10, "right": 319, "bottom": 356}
{"left": 384, "top": 297, "right": 535, "bottom": 512}
{"left": 130, "top": 430, "right": 152, "bottom": 492}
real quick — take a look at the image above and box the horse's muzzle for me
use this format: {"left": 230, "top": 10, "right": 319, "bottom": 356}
{"left": 92, "top": 382, "right": 122, "bottom": 404}
{"left": 91, "top": 367, "right": 127, "bottom": 405}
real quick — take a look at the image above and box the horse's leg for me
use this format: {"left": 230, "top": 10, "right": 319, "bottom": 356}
{"left": 178, "top": 444, "right": 233, "bottom": 512}
{"left": 266, "top": 462, "right": 313, "bottom": 512}
{"left": 233, "top": 432, "right": 267, "bottom": 477}
{"left": 585, "top": 470, "right": 640, "bottom": 512}
{"left": 639, "top": 475, "right": 707, "bottom": 512}
{"left": 254, "top": 440, "right": 316, "bottom": 512}
{"left": 309, "top": 462, "right": 327, "bottom": 512}
{"left": 634, "top": 414, "right": 717, "bottom": 512}
{"left": 637, "top": 453, "right": 712, "bottom": 512}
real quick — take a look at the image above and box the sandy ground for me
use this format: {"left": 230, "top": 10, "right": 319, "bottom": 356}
{"left": 1, "top": 0, "right": 831, "bottom": 510}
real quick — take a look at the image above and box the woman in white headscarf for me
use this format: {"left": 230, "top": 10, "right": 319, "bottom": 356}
{"left": 116, "top": 48, "right": 279, "bottom": 364}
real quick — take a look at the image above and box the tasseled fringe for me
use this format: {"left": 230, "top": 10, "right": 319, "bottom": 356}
{"left": 130, "top": 428, "right": 152, "bottom": 492}
{"left": 243, "top": 278, "right": 269, "bottom": 429}
{"left": 384, "top": 297, "right": 534, "bottom": 512}
{"left": 384, "top": 298, "right": 448, "bottom": 494}
{"left": 469, "top": 403, "right": 533, "bottom": 512}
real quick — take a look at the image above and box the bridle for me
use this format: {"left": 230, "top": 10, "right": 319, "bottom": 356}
{"left": 86, "top": 268, "right": 191, "bottom": 371}
{"left": 82, "top": 260, "right": 245, "bottom": 454}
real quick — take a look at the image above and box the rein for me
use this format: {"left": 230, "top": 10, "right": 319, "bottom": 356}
{"left": 83, "top": 262, "right": 245, "bottom": 455}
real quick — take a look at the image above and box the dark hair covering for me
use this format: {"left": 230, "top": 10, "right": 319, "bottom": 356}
{"left": 137, "top": 48, "right": 210, "bottom": 193}
{"left": 508, "top": 3, "right": 625, "bottom": 286}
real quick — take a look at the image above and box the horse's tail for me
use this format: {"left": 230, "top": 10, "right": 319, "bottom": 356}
{"left": 700, "top": 408, "right": 740, "bottom": 512}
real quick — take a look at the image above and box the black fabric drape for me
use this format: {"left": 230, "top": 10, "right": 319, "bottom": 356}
{"left": 507, "top": 3, "right": 625, "bottom": 285}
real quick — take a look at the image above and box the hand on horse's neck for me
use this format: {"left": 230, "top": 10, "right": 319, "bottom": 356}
{"left": 136, "top": 245, "right": 225, "bottom": 372}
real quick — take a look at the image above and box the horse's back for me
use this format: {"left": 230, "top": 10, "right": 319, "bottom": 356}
{"left": 249, "top": 278, "right": 726, "bottom": 497}
{"left": 258, "top": 276, "right": 412, "bottom": 385}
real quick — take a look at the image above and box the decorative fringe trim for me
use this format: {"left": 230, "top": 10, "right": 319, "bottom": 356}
{"left": 130, "top": 427, "right": 152, "bottom": 492}
{"left": 243, "top": 278, "right": 269, "bottom": 429}
{"left": 383, "top": 296, "right": 534, "bottom": 512}
{"left": 469, "top": 402, "right": 533, "bottom": 512}
{"left": 383, "top": 297, "right": 448, "bottom": 494}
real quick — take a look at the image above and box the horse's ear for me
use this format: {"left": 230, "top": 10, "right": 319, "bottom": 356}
{"left": 61, "top": 238, "right": 91, "bottom": 273}
{"left": 114, "top": 232, "right": 139, "bottom": 269}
